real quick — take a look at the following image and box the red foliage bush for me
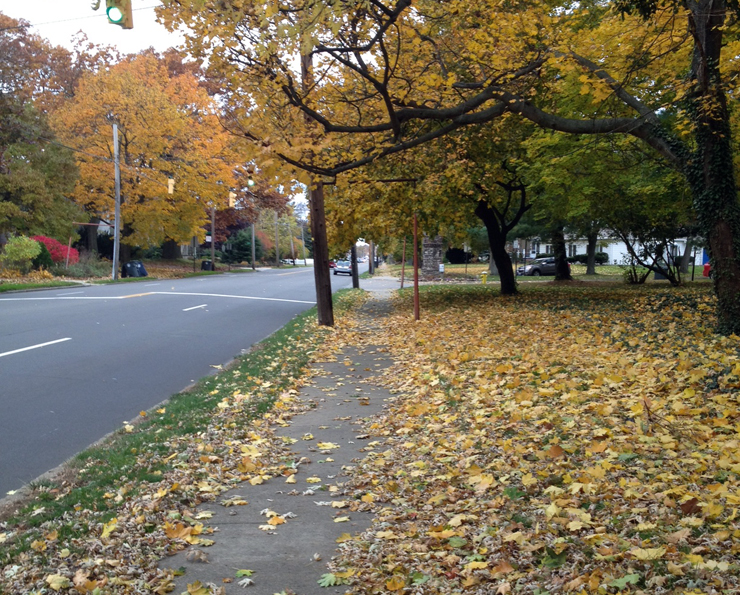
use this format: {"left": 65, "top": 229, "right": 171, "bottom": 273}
{"left": 31, "top": 236, "right": 79, "bottom": 265}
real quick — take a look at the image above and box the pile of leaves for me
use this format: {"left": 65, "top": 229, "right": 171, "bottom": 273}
{"left": 327, "top": 284, "right": 740, "bottom": 594}
{"left": 0, "top": 290, "right": 367, "bottom": 594}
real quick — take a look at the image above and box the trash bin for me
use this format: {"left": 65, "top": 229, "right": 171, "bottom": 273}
{"left": 122, "top": 260, "right": 148, "bottom": 278}
{"left": 201, "top": 260, "right": 214, "bottom": 271}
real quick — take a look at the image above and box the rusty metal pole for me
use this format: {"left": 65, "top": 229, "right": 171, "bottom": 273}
{"left": 413, "top": 213, "right": 420, "bottom": 321}
{"left": 400, "top": 236, "right": 407, "bottom": 289}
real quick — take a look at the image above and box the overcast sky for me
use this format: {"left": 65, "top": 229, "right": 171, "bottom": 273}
{"left": 0, "top": 1, "right": 182, "bottom": 55}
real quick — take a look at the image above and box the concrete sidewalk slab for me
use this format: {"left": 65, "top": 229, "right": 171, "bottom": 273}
{"left": 163, "top": 340, "right": 395, "bottom": 595}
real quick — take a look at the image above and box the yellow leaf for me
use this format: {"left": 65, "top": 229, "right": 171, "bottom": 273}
{"left": 521, "top": 473, "right": 537, "bottom": 487}
{"left": 334, "top": 516, "right": 350, "bottom": 522}
{"left": 667, "top": 562, "right": 685, "bottom": 575}
{"left": 630, "top": 546, "right": 666, "bottom": 560}
{"left": 317, "top": 442, "right": 340, "bottom": 450}
{"left": 45, "top": 574, "right": 70, "bottom": 591}
{"left": 685, "top": 554, "right": 704, "bottom": 565}
{"left": 101, "top": 518, "right": 118, "bottom": 540}
{"left": 465, "top": 561, "right": 488, "bottom": 570}
{"left": 285, "top": 475, "right": 296, "bottom": 484}
{"left": 546, "top": 502, "right": 561, "bottom": 519}
{"left": 306, "top": 476, "right": 322, "bottom": 483}
{"left": 249, "top": 476, "right": 264, "bottom": 486}
{"left": 361, "top": 493, "right": 375, "bottom": 503}
{"left": 336, "top": 533, "right": 352, "bottom": 543}
{"left": 331, "top": 501, "right": 348, "bottom": 508}
{"left": 385, "top": 576, "right": 406, "bottom": 591}
{"left": 268, "top": 516, "right": 285, "bottom": 526}
{"left": 502, "top": 531, "right": 525, "bottom": 545}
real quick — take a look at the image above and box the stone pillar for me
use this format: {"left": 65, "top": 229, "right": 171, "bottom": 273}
{"left": 422, "top": 235, "right": 443, "bottom": 276}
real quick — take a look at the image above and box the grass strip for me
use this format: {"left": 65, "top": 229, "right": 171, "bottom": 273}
{"left": 0, "top": 281, "right": 79, "bottom": 293}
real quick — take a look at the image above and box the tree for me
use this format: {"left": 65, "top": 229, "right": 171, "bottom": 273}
{"left": 51, "top": 54, "right": 247, "bottom": 260}
{"left": 159, "top": 0, "right": 740, "bottom": 333}
{"left": 0, "top": 98, "right": 81, "bottom": 238}
{"left": 221, "top": 228, "right": 262, "bottom": 264}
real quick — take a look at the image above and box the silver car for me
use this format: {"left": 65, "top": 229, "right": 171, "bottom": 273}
{"left": 517, "top": 257, "right": 558, "bottom": 276}
{"left": 333, "top": 260, "right": 352, "bottom": 275}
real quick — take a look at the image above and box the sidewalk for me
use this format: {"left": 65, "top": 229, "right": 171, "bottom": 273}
{"left": 165, "top": 277, "right": 401, "bottom": 594}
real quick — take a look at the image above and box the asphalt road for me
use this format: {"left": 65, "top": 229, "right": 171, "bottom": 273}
{"left": 0, "top": 265, "right": 363, "bottom": 496}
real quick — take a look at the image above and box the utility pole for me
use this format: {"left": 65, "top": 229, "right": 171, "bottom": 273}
{"left": 368, "top": 240, "right": 375, "bottom": 275}
{"left": 251, "top": 222, "right": 256, "bottom": 270}
{"left": 112, "top": 124, "right": 121, "bottom": 281}
{"left": 300, "top": 221, "right": 307, "bottom": 265}
{"left": 275, "top": 210, "right": 280, "bottom": 267}
{"left": 288, "top": 222, "right": 296, "bottom": 264}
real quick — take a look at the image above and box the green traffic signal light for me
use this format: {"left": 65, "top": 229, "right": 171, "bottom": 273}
{"left": 107, "top": 6, "right": 124, "bottom": 22}
{"left": 105, "top": 0, "right": 133, "bottom": 29}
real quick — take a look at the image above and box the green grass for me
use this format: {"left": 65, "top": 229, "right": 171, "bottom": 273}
{"left": 0, "top": 289, "right": 366, "bottom": 566}
{"left": 0, "top": 280, "right": 79, "bottom": 293}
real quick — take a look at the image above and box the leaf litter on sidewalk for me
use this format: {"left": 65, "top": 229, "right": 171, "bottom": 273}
{"left": 325, "top": 284, "right": 740, "bottom": 594}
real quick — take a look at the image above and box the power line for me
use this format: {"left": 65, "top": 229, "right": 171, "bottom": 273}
{"left": 0, "top": 5, "right": 160, "bottom": 33}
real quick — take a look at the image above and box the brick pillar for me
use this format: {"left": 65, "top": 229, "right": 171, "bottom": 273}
{"left": 422, "top": 235, "right": 443, "bottom": 276}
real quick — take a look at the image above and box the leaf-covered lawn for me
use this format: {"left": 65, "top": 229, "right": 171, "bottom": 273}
{"left": 329, "top": 284, "right": 740, "bottom": 594}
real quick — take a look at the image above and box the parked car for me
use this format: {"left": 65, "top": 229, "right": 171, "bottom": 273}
{"left": 329, "top": 260, "right": 336, "bottom": 268}
{"left": 333, "top": 260, "right": 352, "bottom": 275}
{"left": 516, "top": 257, "right": 569, "bottom": 276}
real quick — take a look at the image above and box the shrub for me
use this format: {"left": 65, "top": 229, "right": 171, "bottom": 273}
{"left": 31, "top": 236, "right": 79, "bottom": 265}
{"left": 51, "top": 251, "right": 111, "bottom": 278}
{"left": 595, "top": 252, "right": 609, "bottom": 264}
{"left": 32, "top": 241, "right": 54, "bottom": 270}
{"left": 0, "top": 235, "right": 42, "bottom": 274}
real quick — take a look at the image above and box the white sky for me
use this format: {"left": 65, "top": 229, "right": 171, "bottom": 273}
{"left": 0, "top": 1, "right": 182, "bottom": 55}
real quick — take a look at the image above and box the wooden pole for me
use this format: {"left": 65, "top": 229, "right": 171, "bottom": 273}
{"left": 251, "top": 222, "right": 256, "bottom": 270}
{"left": 275, "top": 210, "right": 280, "bottom": 267}
{"left": 112, "top": 124, "right": 121, "bottom": 281}
{"left": 400, "top": 236, "right": 407, "bottom": 289}
{"left": 413, "top": 213, "right": 420, "bottom": 321}
{"left": 65, "top": 237, "right": 72, "bottom": 269}
{"left": 210, "top": 205, "right": 216, "bottom": 271}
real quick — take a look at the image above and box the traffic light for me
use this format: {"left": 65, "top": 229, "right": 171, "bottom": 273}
{"left": 106, "top": 0, "right": 133, "bottom": 29}
{"left": 228, "top": 192, "right": 237, "bottom": 207}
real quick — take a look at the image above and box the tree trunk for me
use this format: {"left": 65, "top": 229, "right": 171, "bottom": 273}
{"left": 685, "top": 0, "right": 740, "bottom": 333}
{"left": 680, "top": 240, "right": 693, "bottom": 274}
{"left": 309, "top": 181, "right": 334, "bottom": 326}
{"left": 585, "top": 230, "right": 598, "bottom": 275}
{"left": 85, "top": 218, "right": 98, "bottom": 253}
{"left": 350, "top": 244, "right": 359, "bottom": 289}
{"left": 552, "top": 226, "right": 572, "bottom": 281}
{"left": 162, "top": 239, "right": 180, "bottom": 260}
{"left": 475, "top": 201, "right": 517, "bottom": 295}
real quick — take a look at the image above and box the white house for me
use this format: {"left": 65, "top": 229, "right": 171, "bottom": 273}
{"left": 511, "top": 234, "right": 707, "bottom": 266}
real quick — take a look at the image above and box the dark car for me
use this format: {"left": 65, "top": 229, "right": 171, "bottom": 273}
{"left": 333, "top": 260, "right": 352, "bottom": 275}
{"left": 517, "top": 257, "right": 564, "bottom": 276}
